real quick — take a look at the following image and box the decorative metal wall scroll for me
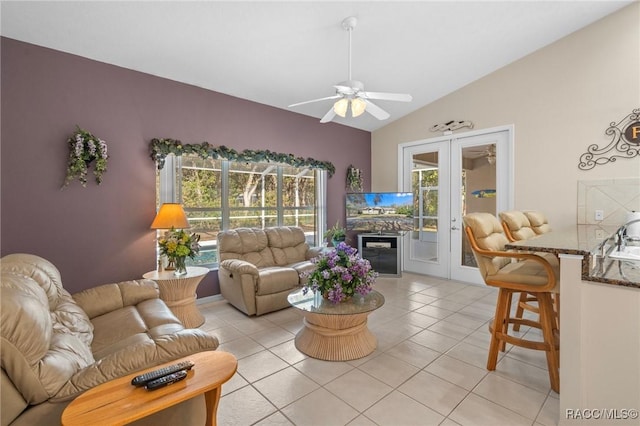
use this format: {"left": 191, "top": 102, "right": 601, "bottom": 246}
{"left": 430, "top": 120, "right": 474, "bottom": 133}
{"left": 578, "top": 108, "right": 640, "bottom": 170}
{"left": 346, "top": 165, "right": 363, "bottom": 192}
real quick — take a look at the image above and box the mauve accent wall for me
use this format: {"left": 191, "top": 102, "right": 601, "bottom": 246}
{"left": 1, "top": 37, "right": 371, "bottom": 297}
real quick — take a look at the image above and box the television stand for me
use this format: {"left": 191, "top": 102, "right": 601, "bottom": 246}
{"left": 357, "top": 233, "right": 401, "bottom": 277}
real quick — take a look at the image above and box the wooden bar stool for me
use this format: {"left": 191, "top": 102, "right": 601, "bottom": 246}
{"left": 464, "top": 212, "right": 560, "bottom": 393}
{"left": 500, "top": 210, "right": 560, "bottom": 330}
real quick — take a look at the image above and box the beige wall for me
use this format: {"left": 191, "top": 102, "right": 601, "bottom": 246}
{"left": 372, "top": 3, "right": 640, "bottom": 229}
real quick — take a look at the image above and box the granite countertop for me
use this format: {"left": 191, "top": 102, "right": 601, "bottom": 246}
{"left": 505, "top": 225, "right": 640, "bottom": 288}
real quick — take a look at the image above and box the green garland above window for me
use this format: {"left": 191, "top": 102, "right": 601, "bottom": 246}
{"left": 149, "top": 138, "right": 335, "bottom": 177}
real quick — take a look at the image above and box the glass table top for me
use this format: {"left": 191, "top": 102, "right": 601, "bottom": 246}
{"left": 287, "top": 288, "right": 385, "bottom": 315}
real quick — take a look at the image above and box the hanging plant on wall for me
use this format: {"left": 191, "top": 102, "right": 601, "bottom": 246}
{"left": 346, "top": 165, "right": 363, "bottom": 191}
{"left": 62, "top": 126, "right": 108, "bottom": 188}
{"left": 149, "top": 138, "right": 335, "bottom": 177}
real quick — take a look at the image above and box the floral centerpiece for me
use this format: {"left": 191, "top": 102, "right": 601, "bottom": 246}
{"left": 157, "top": 228, "right": 201, "bottom": 275}
{"left": 63, "top": 126, "right": 108, "bottom": 188}
{"left": 302, "top": 242, "right": 378, "bottom": 303}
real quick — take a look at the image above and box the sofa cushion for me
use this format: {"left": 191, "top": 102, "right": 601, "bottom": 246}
{"left": 90, "top": 306, "right": 149, "bottom": 355}
{"left": 90, "top": 299, "right": 183, "bottom": 359}
{"left": 72, "top": 280, "right": 160, "bottom": 319}
{"left": 256, "top": 267, "right": 300, "bottom": 295}
{"left": 266, "top": 227, "right": 309, "bottom": 266}
{"left": 218, "top": 228, "right": 276, "bottom": 267}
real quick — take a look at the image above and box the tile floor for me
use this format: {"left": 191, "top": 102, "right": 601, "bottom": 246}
{"left": 198, "top": 273, "right": 559, "bottom": 426}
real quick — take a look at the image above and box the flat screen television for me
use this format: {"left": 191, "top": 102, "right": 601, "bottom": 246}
{"left": 346, "top": 192, "right": 414, "bottom": 233}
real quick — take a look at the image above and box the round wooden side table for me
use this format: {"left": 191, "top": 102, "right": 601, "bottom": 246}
{"left": 143, "top": 266, "right": 209, "bottom": 328}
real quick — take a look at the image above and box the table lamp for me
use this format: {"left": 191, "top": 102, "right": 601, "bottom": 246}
{"left": 151, "top": 203, "right": 189, "bottom": 230}
{"left": 151, "top": 203, "right": 190, "bottom": 270}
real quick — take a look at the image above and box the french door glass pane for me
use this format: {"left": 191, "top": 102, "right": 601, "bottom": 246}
{"left": 412, "top": 155, "right": 439, "bottom": 262}
{"left": 460, "top": 143, "right": 497, "bottom": 267}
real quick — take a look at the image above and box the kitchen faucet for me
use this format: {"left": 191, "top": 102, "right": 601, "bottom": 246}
{"left": 615, "top": 218, "right": 640, "bottom": 252}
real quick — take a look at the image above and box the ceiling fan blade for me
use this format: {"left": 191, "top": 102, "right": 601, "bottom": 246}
{"left": 363, "top": 100, "right": 390, "bottom": 120}
{"left": 361, "top": 91, "right": 413, "bottom": 102}
{"left": 289, "top": 94, "right": 341, "bottom": 108}
{"left": 320, "top": 107, "right": 336, "bottom": 123}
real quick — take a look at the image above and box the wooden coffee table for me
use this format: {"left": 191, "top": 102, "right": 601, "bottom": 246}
{"left": 61, "top": 350, "right": 237, "bottom": 426}
{"left": 288, "top": 288, "right": 385, "bottom": 361}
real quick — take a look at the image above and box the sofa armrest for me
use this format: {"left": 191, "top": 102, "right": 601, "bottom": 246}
{"left": 306, "top": 246, "right": 324, "bottom": 260}
{"left": 72, "top": 280, "right": 159, "bottom": 319}
{"left": 219, "top": 259, "right": 259, "bottom": 276}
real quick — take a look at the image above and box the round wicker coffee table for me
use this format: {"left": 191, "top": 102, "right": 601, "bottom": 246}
{"left": 287, "top": 288, "right": 385, "bottom": 361}
{"left": 143, "top": 267, "right": 209, "bottom": 328}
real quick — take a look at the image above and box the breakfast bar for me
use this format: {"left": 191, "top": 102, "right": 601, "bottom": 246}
{"left": 506, "top": 226, "right": 640, "bottom": 425}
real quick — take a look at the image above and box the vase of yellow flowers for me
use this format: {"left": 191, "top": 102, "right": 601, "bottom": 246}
{"left": 157, "top": 228, "right": 201, "bottom": 276}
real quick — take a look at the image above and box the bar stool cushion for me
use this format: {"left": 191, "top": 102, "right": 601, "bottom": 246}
{"left": 525, "top": 211, "right": 552, "bottom": 234}
{"left": 499, "top": 210, "right": 537, "bottom": 241}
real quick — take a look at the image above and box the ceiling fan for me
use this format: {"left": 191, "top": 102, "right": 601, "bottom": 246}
{"left": 288, "top": 16, "right": 413, "bottom": 124}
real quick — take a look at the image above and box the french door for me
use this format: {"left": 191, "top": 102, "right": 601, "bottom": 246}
{"left": 398, "top": 126, "right": 513, "bottom": 284}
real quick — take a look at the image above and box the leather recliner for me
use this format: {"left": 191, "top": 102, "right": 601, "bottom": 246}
{"left": 0, "top": 253, "right": 219, "bottom": 426}
{"left": 217, "top": 226, "right": 322, "bottom": 316}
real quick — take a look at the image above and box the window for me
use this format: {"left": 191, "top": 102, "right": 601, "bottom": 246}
{"left": 157, "top": 154, "right": 326, "bottom": 267}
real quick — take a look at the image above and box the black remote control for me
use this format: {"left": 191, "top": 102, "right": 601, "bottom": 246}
{"left": 131, "top": 360, "right": 194, "bottom": 387}
{"left": 145, "top": 370, "right": 188, "bottom": 391}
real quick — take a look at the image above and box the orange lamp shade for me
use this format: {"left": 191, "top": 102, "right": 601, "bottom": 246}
{"left": 150, "top": 203, "right": 190, "bottom": 229}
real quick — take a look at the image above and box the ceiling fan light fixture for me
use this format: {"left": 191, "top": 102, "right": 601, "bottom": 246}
{"left": 333, "top": 98, "right": 349, "bottom": 117}
{"left": 351, "top": 98, "right": 366, "bottom": 117}
{"left": 289, "top": 16, "right": 411, "bottom": 124}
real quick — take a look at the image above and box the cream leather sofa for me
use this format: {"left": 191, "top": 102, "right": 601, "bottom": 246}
{"left": 217, "top": 226, "right": 322, "bottom": 316}
{"left": 0, "top": 253, "right": 219, "bottom": 426}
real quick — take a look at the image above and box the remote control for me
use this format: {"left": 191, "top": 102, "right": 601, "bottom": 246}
{"left": 145, "top": 370, "right": 188, "bottom": 391}
{"left": 131, "top": 360, "right": 194, "bottom": 387}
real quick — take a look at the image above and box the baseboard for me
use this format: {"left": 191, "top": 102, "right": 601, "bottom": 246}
{"left": 196, "top": 294, "right": 225, "bottom": 305}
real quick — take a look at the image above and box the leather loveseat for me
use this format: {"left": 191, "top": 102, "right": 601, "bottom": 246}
{"left": 217, "top": 226, "right": 322, "bottom": 316}
{"left": 0, "top": 253, "right": 219, "bottom": 426}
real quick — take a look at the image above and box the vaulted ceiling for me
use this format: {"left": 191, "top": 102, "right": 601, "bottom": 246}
{"left": 1, "top": 1, "right": 631, "bottom": 131}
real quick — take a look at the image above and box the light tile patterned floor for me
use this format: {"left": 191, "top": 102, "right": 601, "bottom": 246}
{"left": 198, "top": 273, "right": 559, "bottom": 426}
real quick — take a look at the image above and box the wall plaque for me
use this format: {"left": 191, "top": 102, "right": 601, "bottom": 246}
{"left": 578, "top": 108, "right": 640, "bottom": 170}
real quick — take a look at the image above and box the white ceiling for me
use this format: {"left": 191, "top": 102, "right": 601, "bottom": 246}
{"left": 1, "top": 1, "right": 632, "bottom": 132}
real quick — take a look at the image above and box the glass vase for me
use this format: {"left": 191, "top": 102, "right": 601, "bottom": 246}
{"left": 173, "top": 256, "right": 187, "bottom": 276}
